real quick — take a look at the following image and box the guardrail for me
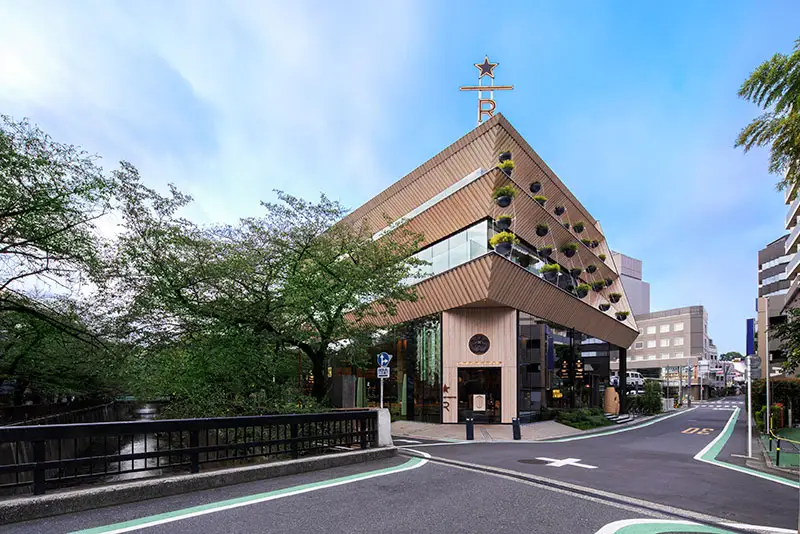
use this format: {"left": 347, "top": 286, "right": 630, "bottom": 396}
{"left": 0, "top": 410, "right": 377, "bottom": 496}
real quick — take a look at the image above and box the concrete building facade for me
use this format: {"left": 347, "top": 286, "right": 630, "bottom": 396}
{"left": 758, "top": 235, "right": 791, "bottom": 377}
{"left": 611, "top": 306, "right": 709, "bottom": 388}
{"left": 611, "top": 252, "right": 650, "bottom": 316}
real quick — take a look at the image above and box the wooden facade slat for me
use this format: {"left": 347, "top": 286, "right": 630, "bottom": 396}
{"left": 383, "top": 254, "right": 638, "bottom": 348}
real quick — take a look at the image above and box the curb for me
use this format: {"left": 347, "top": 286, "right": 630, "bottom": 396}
{"left": 0, "top": 447, "right": 397, "bottom": 524}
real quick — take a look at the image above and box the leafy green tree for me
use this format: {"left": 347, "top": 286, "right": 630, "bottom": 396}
{"left": 771, "top": 308, "right": 800, "bottom": 373}
{"left": 736, "top": 37, "right": 800, "bottom": 191}
{"left": 110, "top": 189, "right": 424, "bottom": 403}
{"left": 719, "top": 351, "right": 744, "bottom": 361}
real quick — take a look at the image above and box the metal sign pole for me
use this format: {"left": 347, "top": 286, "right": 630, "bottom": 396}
{"left": 746, "top": 355, "right": 753, "bottom": 458}
{"left": 380, "top": 377, "right": 384, "bottom": 409}
{"left": 765, "top": 323, "right": 771, "bottom": 436}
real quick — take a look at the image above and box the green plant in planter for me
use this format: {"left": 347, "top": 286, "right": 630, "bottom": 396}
{"left": 499, "top": 151, "right": 512, "bottom": 163}
{"left": 554, "top": 205, "right": 565, "bottom": 216}
{"left": 572, "top": 221, "right": 585, "bottom": 233}
{"left": 489, "top": 231, "right": 519, "bottom": 247}
{"left": 576, "top": 283, "right": 591, "bottom": 298}
{"left": 539, "top": 263, "right": 561, "bottom": 273}
{"left": 538, "top": 245, "right": 553, "bottom": 256}
{"left": 498, "top": 159, "right": 515, "bottom": 172}
{"left": 609, "top": 292, "right": 622, "bottom": 303}
{"left": 604, "top": 278, "right": 613, "bottom": 287}
{"left": 569, "top": 267, "right": 583, "bottom": 278}
{"left": 599, "top": 303, "right": 611, "bottom": 312}
{"left": 586, "top": 264, "right": 597, "bottom": 273}
{"left": 592, "top": 280, "right": 605, "bottom": 292}
{"left": 591, "top": 240, "right": 599, "bottom": 248}
{"left": 495, "top": 213, "right": 513, "bottom": 231}
{"left": 581, "top": 238, "right": 592, "bottom": 246}
{"left": 533, "top": 195, "right": 548, "bottom": 207}
{"left": 492, "top": 185, "right": 517, "bottom": 200}
{"left": 599, "top": 253, "right": 607, "bottom": 261}
{"left": 563, "top": 222, "right": 570, "bottom": 229}
{"left": 535, "top": 223, "right": 549, "bottom": 236}
{"left": 615, "top": 311, "right": 630, "bottom": 321}
{"left": 560, "top": 242, "right": 579, "bottom": 257}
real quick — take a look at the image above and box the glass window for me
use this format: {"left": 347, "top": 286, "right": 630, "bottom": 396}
{"left": 661, "top": 353, "right": 670, "bottom": 359}
{"left": 449, "top": 241, "right": 469, "bottom": 268}
{"left": 674, "top": 337, "right": 684, "bottom": 346}
{"left": 646, "top": 326, "right": 656, "bottom": 335}
{"left": 646, "top": 340, "right": 656, "bottom": 348}
{"left": 674, "top": 322, "right": 684, "bottom": 332}
{"left": 674, "top": 352, "right": 684, "bottom": 359}
{"left": 660, "top": 324, "right": 670, "bottom": 333}
{"left": 431, "top": 250, "right": 449, "bottom": 274}
{"left": 647, "top": 354, "right": 657, "bottom": 360}
{"left": 634, "top": 341, "right": 644, "bottom": 349}
{"left": 660, "top": 339, "right": 670, "bottom": 347}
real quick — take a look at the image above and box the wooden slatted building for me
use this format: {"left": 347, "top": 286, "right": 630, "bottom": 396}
{"left": 345, "top": 114, "right": 637, "bottom": 424}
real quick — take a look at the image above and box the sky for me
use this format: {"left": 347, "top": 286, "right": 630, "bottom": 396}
{"left": 1, "top": 0, "right": 798, "bottom": 355}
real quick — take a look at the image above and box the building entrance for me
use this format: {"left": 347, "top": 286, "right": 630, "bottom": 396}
{"left": 457, "top": 367, "right": 501, "bottom": 423}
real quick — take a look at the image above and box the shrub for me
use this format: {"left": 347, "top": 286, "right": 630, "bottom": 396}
{"left": 493, "top": 185, "right": 517, "bottom": 199}
{"left": 570, "top": 267, "right": 583, "bottom": 277}
{"left": 599, "top": 253, "right": 607, "bottom": 261}
{"left": 639, "top": 381, "right": 663, "bottom": 415}
{"left": 498, "top": 159, "right": 515, "bottom": 170}
{"left": 489, "top": 231, "right": 519, "bottom": 247}
{"left": 576, "top": 283, "right": 591, "bottom": 297}
{"left": 609, "top": 292, "right": 622, "bottom": 303}
{"left": 592, "top": 281, "right": 605, "bottom": 291}
{"left": 497, "top": 213, "right": 513, "bottom": 221}
{"left": 539, "top": 245, "right": 553, "bottom": 256}
{"left": 560, "top": 242, "right": 579, "bottom": 253}
{"left": 581, "top": 238, "right": 592, "bottom": 246}
{"left": 539, "top": 263, "right": 561, "bottom": 273}
{"left": 533, "top": 195, "right": 548, "bottom": 206}
{"left": 586, "top": 264, "right": 597, "bottom": 273}
{"left": 556, "top": 408, "right": 613, "bottom": 430}
{"left": 573, "top": 221, "right": 585, "bottom": 233}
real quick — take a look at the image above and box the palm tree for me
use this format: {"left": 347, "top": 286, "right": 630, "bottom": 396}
{"left": 736, "top": 37, "right": 800, "bottom": 191}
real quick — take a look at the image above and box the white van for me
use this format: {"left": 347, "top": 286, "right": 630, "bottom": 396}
{"left": 611, "top": 371, "right": 644, "bottom": 388}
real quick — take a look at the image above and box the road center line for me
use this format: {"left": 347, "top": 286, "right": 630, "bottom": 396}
{"left": 72, "top": 456, "right": 428, "bottom": 534}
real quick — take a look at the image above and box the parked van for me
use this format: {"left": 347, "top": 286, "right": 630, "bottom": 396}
{"left": 610, "top": 371, "right": 644, "bottom": 388}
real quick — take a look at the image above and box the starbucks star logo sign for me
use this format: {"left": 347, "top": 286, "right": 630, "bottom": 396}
{"left": 474, "top": 56, "right": 498, "bottom": 78}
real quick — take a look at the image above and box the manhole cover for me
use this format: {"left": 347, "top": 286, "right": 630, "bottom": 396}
{"left": 518, "top": 459, "right": 547, "bottom": 465}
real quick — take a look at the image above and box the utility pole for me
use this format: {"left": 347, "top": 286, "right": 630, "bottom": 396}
{"left": 746, "top": 355, "right": 752, "bottom": 458}
{"left": 766, "top": 320, "right": 771, "bottom": 436}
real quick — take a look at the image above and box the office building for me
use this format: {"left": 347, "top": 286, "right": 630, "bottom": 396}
{"left": 758, "top": 234, "right": 791, "bottom": 377}
{"left": 611, "top": 306, "right": 710, "bottom": 396}
{"left": 343, "top": 114, "right": 638, "bottom": 423}
{"left": 611, "top": 252, "right": 650, "bottom": 316}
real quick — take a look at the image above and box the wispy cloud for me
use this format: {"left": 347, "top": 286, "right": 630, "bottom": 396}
{"left": 0, "top": 0, "right": 428, "bottom": 223}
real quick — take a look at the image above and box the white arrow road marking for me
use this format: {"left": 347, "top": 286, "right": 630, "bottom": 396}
{"left": 536, "top": 457, "right": 597, "bottom": 469}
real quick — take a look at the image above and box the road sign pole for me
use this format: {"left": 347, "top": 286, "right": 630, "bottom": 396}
{"left": 380, "top": 377, "right": 384, "bottom": 409}
{"left": 765, "top": 315, "right": 771, "bottom": 436}
{"left": 746, "top": 355, "right": 752, "bottom": 458}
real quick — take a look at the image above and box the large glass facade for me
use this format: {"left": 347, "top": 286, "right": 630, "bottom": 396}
{"left": 365, "top": 315, "right": 442, "bottom": 423}
{"left": 408, "top": 220, "right": 490, "bottom": 284}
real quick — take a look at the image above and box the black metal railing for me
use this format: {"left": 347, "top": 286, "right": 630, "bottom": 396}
{"left": 0, "top": 410, "right": 378, "bottom": 496}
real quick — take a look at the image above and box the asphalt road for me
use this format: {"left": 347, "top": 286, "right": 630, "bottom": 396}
{"left": 6, "top": 396, "right": 793, "bottom": 534}
{"left": 400, "top": 396, "right": 794, "bottom": 530}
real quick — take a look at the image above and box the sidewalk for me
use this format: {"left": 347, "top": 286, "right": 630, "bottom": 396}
{"left": 391, "top": 419, "right": 581, "bottom": 442}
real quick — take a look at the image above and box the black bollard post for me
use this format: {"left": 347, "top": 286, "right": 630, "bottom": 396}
{"left": 512, "top": 418, "right": 521, "bottom": 440}
{"left": 466, "top": 417, "right": 474, "bottom": 441}
{"left": 776, "top": 439, "right": 781, "bottom": 466}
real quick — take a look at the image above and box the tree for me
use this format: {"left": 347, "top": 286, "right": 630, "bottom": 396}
{"left": 772, "top": 308, "right": 800, "bottom": 373}
{"left": 736, "top": 37, "right": 800, "bottom": 191}
{"left": 719, "top": 351, "right": 743, "bottom": 361}
{"left": 110, "top": 189, "right": 424, "bottom": 403}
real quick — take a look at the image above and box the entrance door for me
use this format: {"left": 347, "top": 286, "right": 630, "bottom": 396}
{"left": 457, "top": 367, "right": 501, "bottom": 423}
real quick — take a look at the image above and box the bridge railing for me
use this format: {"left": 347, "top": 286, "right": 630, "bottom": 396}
{"left": 0, "top": 410, "right": 378, "bottom": 496}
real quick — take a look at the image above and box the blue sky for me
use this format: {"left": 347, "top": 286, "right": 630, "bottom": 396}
{"left": 1, "top": 0, "right": 798, "bottom": 354}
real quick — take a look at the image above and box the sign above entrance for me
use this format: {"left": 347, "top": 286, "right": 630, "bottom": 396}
{"left": 460, "top": 56, "right": 514, "bottom": 125}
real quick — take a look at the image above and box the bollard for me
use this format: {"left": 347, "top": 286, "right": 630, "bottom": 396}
{"left": 770, "top": 435, "right": 773, "bottom": 452}
{"left": 512, "top": 418, "right": 521, "bottom": 440}
{"left": 466, "top": 417, "right": 474, "bottom": 440}
{"left": 776, "top": 439, "right": 781, "bottom": 466}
